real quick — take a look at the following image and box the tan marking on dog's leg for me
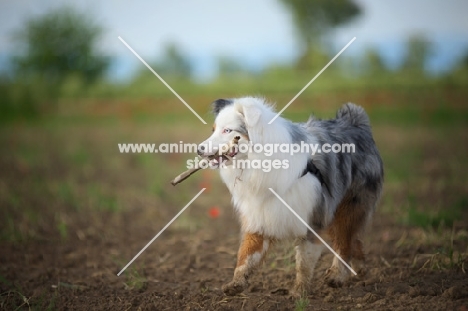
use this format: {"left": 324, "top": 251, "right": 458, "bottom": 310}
{"left": 351, "top": 238, "right": 365, "bottom": 261}
{"left": 293, "top": 238, "right": 323, "bottom": 296}
{"left": 351, "top": 238, "right": 366, "bottom": 275}
{"left": 326, "top": 194, "right": 367, "bottom": 287}
{"left": 222, "top": 233, "right": 269, "bottom": 296}
{"left": 237, "top": 232, "right": 264, "bottom": 267}
{"left": 326, "top": 254, "right": 351, "bottom": 287}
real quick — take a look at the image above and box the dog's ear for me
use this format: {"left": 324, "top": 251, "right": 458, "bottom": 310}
{"left": 237, "top": 104, "right": 261, "bottom": 127}
{"left": 212, "top": 99, "right": 233, "bottom": 116}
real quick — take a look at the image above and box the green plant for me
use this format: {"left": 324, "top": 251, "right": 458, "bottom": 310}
{"left": 12, "top": 6, "right": 109, "bottom": 84}
{"left": 87, "top": 184, "right": 120, "bottom": 212}
{"left": 57, "top": 219, "right": 68, "bottom": 240}
{"left": 123, "top": 267, "right": 147, "bottom": 291}
{"left": 406, "top": 205, "right": 462, "bottom": 229}
{"left": 295, "top": 297, "right": 310, "bottom": 311}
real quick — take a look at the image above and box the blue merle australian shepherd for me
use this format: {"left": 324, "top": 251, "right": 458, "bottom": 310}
{"left": 197, "top": 97, "right": 383, "bottom": 296}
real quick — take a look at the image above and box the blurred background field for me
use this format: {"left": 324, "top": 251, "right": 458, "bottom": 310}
{"left": 0, "top": 1, "right": 467, "bottom": 310}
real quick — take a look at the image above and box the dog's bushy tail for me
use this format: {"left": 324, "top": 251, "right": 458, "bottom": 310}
{"left": 336, "top": 103, "right": 370, "bottom": 127}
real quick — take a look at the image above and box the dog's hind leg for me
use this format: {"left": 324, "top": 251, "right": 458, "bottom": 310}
{"left": 222, "top": 232, "right": 270, "bottom": 296}
{"left": 350, "top": 237, "right": 366, "bottom": 275}
{"left": 325, "top": 193, "right": 367, "bottom": 287}
{"left": 293, "top": 234, "right": 323, "bottom": 296}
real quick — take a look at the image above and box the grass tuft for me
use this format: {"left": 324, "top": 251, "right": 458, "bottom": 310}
{"left": 295, "top": 297, "right": 310, "bottom": 311}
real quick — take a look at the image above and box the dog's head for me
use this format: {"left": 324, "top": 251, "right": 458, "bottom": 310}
{"left": 197, "top": 97, "right": 264, "bottom": 167}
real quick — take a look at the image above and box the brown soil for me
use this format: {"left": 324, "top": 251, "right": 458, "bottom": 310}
{"left": 1, "top": 112, "right": 467, "bottom": 310}
{"left": 1, "top": 205, "right": 467, "bottom": 311}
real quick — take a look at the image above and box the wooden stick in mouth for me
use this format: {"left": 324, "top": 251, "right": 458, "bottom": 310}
{"left": 171, "top": 136, "right": 240, "bottom": 186}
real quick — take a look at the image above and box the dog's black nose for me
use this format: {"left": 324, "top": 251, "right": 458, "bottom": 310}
{"left": 197, "top": 145, "right": 205, "bottom": 156}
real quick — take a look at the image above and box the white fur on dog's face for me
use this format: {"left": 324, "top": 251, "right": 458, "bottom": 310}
{"left": 198, "top": 104, "right": 253, "bottom": 168}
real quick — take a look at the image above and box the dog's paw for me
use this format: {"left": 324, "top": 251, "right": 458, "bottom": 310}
{"left": 351, "top": 260, "right": 367, "bottom": 277}
{"left": 325, "top": 277, "right": 343, "bottom": 288}
{"left": 222, "top": 280, "right": 247, "bottom": 296}
{"left": 324, "top": 268, "right": 347, "bottom": 288}
{"left": 290, "top": 282, "right": 310, "bottom": 298}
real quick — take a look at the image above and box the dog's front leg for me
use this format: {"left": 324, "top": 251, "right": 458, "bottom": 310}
{"left": 222, "top": 232, "right": 269, "bottom": 296}
{"left": 293, "top": 238, "right": 323, "bottom": 296}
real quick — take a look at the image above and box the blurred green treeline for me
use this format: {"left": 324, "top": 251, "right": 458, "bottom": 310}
{"left": 1, "top": 2, "right": 468, "bottom": 122}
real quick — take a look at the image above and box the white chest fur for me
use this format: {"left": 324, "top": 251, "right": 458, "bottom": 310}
{"left": 220, "top": 167, "right": 322, "bottom": 239}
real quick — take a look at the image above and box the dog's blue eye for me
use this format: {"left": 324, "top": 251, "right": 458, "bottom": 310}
{"left": 223, "top": 128, "right": 232, "bottom": 134}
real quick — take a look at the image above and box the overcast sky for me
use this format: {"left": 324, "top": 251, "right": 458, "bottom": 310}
{"left": 1, "top": 0, "right": 467, "bottom": 79}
